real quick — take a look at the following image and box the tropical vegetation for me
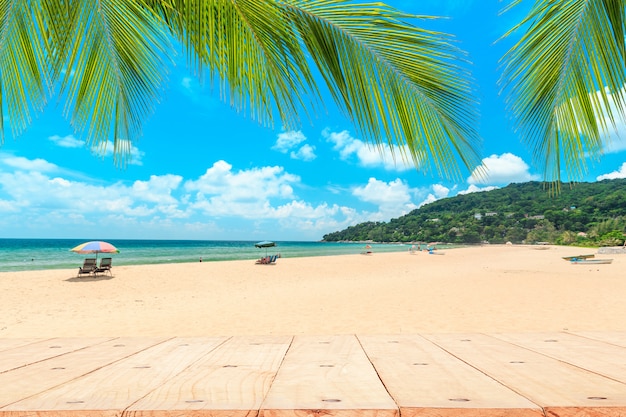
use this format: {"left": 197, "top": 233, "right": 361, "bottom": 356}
{"left": 322, "top": 179, "right": 626, "bottom": 247}
{"left": 0, "top": 1, "right": 624, "bottom": 184}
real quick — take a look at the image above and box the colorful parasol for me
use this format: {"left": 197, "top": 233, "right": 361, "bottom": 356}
{"left": 70, "top": 241, "right": 120, "bottom": 259}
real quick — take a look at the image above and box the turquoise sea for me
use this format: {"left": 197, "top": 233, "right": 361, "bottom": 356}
{"left": 0, "top": 239, "right": 412, "bottom": 272}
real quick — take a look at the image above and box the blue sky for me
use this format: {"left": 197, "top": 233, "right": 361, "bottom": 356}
{"left": 1, "top": 0, "right": 625, "bottom": 241}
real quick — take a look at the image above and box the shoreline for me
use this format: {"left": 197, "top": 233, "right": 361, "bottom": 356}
{"left": 1, "top": 244, "right": 624, "bottom": 338}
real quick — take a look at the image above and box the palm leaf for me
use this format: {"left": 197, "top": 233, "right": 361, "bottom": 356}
{"left": 282, "top": 0, "right": 481, "bottom": 178}
{"left": 0, "top": 0, "right": 50, "bottom": 142}
{"left": 500, "top": 0, "right": 626, "bottom": 186}
{"left": 155, "top": 0, "right": 481, "bottom": 179}
{"left": 50, "top": 0, "right": 172, "bottom": 164}
{"left": 1, "top": 0, "right": 481, "bottom": 176}
{"left": 153, "top": 0, "right": 320, "bottom": 130}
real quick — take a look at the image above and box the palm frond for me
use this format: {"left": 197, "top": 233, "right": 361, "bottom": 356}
{"left": 156, "top": 0, "right": 481, "bottom": 178}
{"left": 154, "top": 0, "right": 319, "bottom": 130}
{"left": 500, "top": 0, "right": 626, "bottom": 185}
{"left": 0, "top": 0, "right": 50, "bottom": 142}
{"left": 281, "top": 0, "right": 482, "bottom": 178}
{"left": 50, "top": 0, "right": 173, "bottom": 164}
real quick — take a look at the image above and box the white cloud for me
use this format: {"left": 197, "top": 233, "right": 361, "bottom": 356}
{"left": 0, "top": 155, "right": 185, "bottom": 219}
{"left": 181, "top": 77, "right": 194, "bottom": 91}
{"left": 458, "top": 184, "right": 499, "bottom": 195}
{"left": 132, "top": 174, "right": 184, "bottom": 204}
{"left": 184, "top": 160, "right": 303, "bottom": 218}
{"left": 468, "top": 153, "right": 540, "bottom": 185}
{"left": 353, "top": 178, "right": 418, "bottom": 220}
{"left": 47, "top": 134, "right": 145, "bottom": 166}
{"left": 413, "top": 183, "right": 452, "bottom": 209}
{"left": 49, "top": 134, "right": 85, "bottom": 148}
{"left": 272, "top": 130, "right": 316, "bottom": 161}
{"left": 0, "top": 154, "right": 59, "bottom": 173}
{"left": 291, "top": 144, "right": 316, "bottom": 161}
{"left": 324, "top": 129, "right": 414, "bottom": 172}
{"left": 273, "top": 130, "right": 306, "bottom": 152}
{"left": 591, "top": 87, "right": 626, "bottom": 154}
{"left": 432, "top": 184, "right": 450, "bottom": 199}
{"left": 93, "top": 139, "right": 145, "bottom": 166}
{"left": 597, "top": 162, "right": 626, "bottom": 180}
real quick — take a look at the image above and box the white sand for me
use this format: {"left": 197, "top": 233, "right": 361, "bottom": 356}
{"left": 0, "top": 245, "right": 623, "bottom": 337}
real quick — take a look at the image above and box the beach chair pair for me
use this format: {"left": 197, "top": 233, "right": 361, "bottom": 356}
{"left": 77, "top": 257, "right": 113, "bottom": 277}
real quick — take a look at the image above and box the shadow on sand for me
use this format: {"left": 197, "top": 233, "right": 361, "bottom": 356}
{"left": 65, "top": 274, "right": 114, "bottom": 283}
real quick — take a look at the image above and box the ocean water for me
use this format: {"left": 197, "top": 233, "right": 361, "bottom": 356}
{"left": 0, "top": 239, "right": 411, "bottom": 272}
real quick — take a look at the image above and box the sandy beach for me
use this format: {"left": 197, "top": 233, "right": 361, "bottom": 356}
{"left": 0, "top": 244, "right": 624, "bottom": 338}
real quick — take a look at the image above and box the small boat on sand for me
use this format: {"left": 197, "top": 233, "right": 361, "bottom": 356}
{"left": 562, "top": 254, "right": 594, "bottom": 261}
{"left": 570, "top": 258, "right": 613, "bottom": 264}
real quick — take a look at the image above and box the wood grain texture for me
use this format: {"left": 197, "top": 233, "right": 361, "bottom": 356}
{"left": 358, "top": 334, "right": 543, "bottom": 417}
{"left": 0, "top": 337, "right": 169, "bottom": 408}
{"left": 424, "top": 333, "right": 626, "bottom": 410}
{"left": 260, "top": 335, "right": 398, "bottom": 417}
{"left": 569, "top": 331, "right": 626, "bottom": 348}
{"left": 1, "top": 334, "right": 626, "bottom": 417}
{"left": 126, "top": 335, "right": 292, "bottom": 417}
{"left": 0, "top": 337, "right": 228, "bottom": 416}
{"left": 0, "top": 337, "right": 113, "bottom": 373}
{"left": 492, "top": 332, "right": 626, "bottom": 384}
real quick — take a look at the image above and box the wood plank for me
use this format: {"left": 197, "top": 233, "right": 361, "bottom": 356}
{"left": 0, "top": 337, "right": 113, "bottom": 373}
{"left": 260, "top": 335, "right": 398, "bottom": 417}
{"left": 0, "top": 338, "right": 52, "bottom": 353}
{"left": 126, "top": 335, "right": 292, "bottom": 417}
{"left": 0, "top": 337, "right": 169, "bottom": 408}
{"left": 357, "top": 334, "right": 543, "bottom": 417}
{"left": 493, "top": 332, "right": 626, "bottom": 384}
{"left": 0, "top": 337, "right": 229, "bottom": 417}
{"left": 425, "top": 333, "right": 626, "bottom": 417}
{"left": 569, "top": 332, "right": 626, "bottom": 348}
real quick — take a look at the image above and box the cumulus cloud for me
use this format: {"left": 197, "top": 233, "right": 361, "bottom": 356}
{"left": 591, "top": 87, "right": 626, "bottom": 154}
{"left": 185, "top": 160, "right": 309, "bottom": 218}
{"left": 597, "top": 162, "right": 626, "bottom": 181}
{"left": 431, "top": 184, "right": 451, "bottom": 199}
{"left": 0, "top": 154, "right": 59, "bottom": 173}
{"left": 458, "top": 184, "right": 499, "bottom": 195}
{"left": 272, "top": 130, "right": 316, "bottom": 161}
{"left": 49, "top": 134, "right": 84, "bottom": 148}
{"left": 352, "top": 178, "right": 418, "bottom": 220}
{"left": 413, "top": 183, "right": 452, "bottom": 209}
{"left": 48, "top": 134, "right": 145, "bottom": 166}
{"left": 0, "top": 155, "right": 184, "bottom": 219}
{"left": 92, "top": 139, "right": 145, "bottom": 166}
{"left": 468, "top": 153, "right": 540, "bottom": 185}
{"left": 324, "top": 129, "right": 414, "bottom": 171}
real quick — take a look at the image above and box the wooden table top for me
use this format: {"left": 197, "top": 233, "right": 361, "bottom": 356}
{"left": 1, "top": 332, "right": 625, "bottom": 417}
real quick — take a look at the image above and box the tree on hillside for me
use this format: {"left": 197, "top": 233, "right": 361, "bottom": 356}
{"left": 0, "top": 0, "right": 624, "bottom": 184}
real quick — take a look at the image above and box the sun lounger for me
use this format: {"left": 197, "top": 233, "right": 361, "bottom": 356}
{"left": 94, "top": 257, "right": 113, "bottom": 275}
{"left": 77, "top": 258, "right": 97, "bottom": 277}
{"left": 255, "top": 254, "right": 278, "bottom": 265}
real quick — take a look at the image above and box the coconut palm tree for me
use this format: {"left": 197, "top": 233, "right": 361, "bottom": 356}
{"left": 500, "top": 0, "right": 626, "bottom": 185}
{"left": 0, "top": 0, "right": 481, "bottom": 179}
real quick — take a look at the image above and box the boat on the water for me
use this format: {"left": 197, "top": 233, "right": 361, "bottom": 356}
{"left": 570, "top": 258, "right": 613, "bottom": 264}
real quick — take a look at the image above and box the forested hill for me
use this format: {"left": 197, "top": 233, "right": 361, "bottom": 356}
{"left": 322, "top": 179, "right": 626, "bottom": 247}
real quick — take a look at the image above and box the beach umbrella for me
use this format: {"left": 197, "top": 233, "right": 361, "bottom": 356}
{"left": 70, "top": 241, "right": 119, "bottom": 260}
{"left": 254, "top": 240, "right": 276, "bottom": 256}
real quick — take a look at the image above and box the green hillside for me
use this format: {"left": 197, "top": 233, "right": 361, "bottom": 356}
{"left": 322, "top": 179, "right": 626, "bottom": 247}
